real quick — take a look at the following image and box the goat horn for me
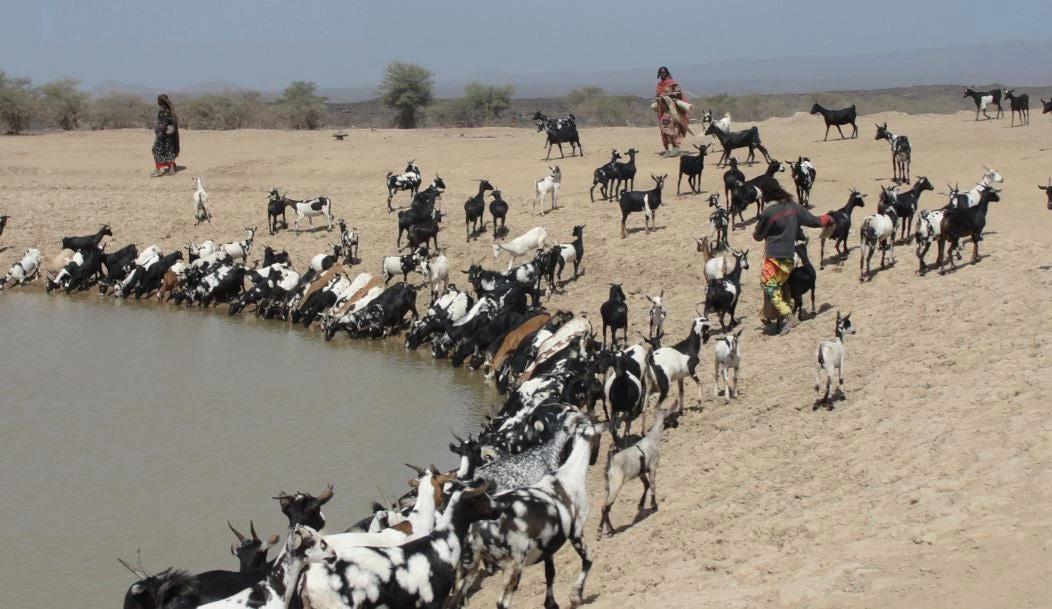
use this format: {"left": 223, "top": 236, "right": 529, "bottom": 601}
{"left": 405, "top": 463, "right": 427, "bottom": 476}
{"left": 317, "top": 483, "right": 334, "bottom": 504}
{"left": 227, "top": 521, "right": 247, "bottom": 542}
{"left": 249, "top": 520, "right": 259, "bottom": 541}
{"left": 118, "top": 557, "right": 148, "bottom": 580}
{"left": 451, "top": 430, "right": 465, "bottom": 443}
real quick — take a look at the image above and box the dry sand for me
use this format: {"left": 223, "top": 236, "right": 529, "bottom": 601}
{"left": 2, "top": 111, "right": 1052, "bottom": 608}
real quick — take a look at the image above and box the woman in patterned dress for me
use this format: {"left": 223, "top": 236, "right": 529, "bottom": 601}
{"left": 150, "top": 94, "right": 180, "bottom": 177}
{"left": 653, "top": 67, "right": 690, "bottom": 157}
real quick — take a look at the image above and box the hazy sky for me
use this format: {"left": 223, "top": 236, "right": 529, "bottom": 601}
{"left": 2, "top": 0, "right": 1048, "bottom": 90}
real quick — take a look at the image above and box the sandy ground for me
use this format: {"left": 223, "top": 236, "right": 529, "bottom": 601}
{"left": 2, "top": 111, "right": 1052, "bottom": 608}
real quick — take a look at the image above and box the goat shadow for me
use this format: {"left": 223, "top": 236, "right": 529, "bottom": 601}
{"left": 0, "top": 246, "right": 8, "bottom": 255}
{"left": 623, "top": 225, "right": 668, "bottom": 236}
{"left": 607, "top": 507, "right": 657, "bottom": 537}
{"left": 812, "top": 392, "right": 845, "bottom": 411}
{"left": 819, "top": 246, "right": 858, "bottom": 269}
{"left": 675, "top": 189, "right": 709, "bottom": 198}
{"left": 730, "top": 216, "right": 759, "bottom": 230}
{"left": 1039, "top": 264, "right": 1052, "bottom": 272}
{"left": 294, "top": 225, "right": 333, "bottom": 235}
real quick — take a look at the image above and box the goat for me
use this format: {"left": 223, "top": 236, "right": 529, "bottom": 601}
{"left": 705, "top": 123, "right": 771, "bottom": 167}
{"left": 270, "top": 190, "right": 334, "bottom": 232}
{"left": 712, "top": 329, "right": 743, "bottom": 403}
{"left": 1, "top": 248, "right": 42, "bottom": 289}
{"left": 380, "top": 247, "right": 429, "bottom": 285}
{"left": 814, "top": 311, "right": 855, "bottom": 408}
{"left": 601, "top": 343, "right": 656, "bottom": 443}
{"left": 424, "top": 251, "right": 449, "bottom": 301}
{"left": 274, "top": 484, "right": 334, "bottom": 530}
{"left": 963, "top": 86, "right": 1004, "bottom": 120}
{"left": 875, "top": 122, "right": 911, "bottom": 184}
{"left": 819, "top": 189, "right": 866, "bottom": 269}
{"left": 1004, "top": 89, "right": 1030, "bottom": 126}
{"left": 677, "top": 143, "right": 711, "bottom": 195}
{"left": 703, "top": 248, "right": 745, "bottom": 330}
{"left": 914, "top": 207, "right": 946, "bottom": 274}
{"left": 789, "top": 157, "right": 817, "bottom": 206}
{"left": 472, "top": 408, "right": 585, "bottom": 492}
{"left": 707, "top": 196, "right": 731, "bottom": 252}
{"left": 300, "top": 482, "right": 499, "bottom": 609}
{"left": 405, "top": 210, "right": 443, "bottom": 252}
{"left": 493, "top": 226, "right": 547, "bottom": 271}
{"left": 613, "top": 147, "right": 639, "bottom": 195}
{"left": 722, "top": 157, "right": 745, "bottom": 204}
{"left": 788, "top": 237, "right": 816, "bottom": 320}
{"left": 227, "top": 521, "right": 279, "bottom": 572}
{"left": 858, "top": 199, "right": 899, "bottom": 282}
{"left": 192, "top": 176, "right": 211, "bottom": 225}
{"left": 590, "top": 150, "right": 622, "bottom": 202}
{"left": 1039, "top": 178, "right": 1052, "bottom": 210}
{"left": 545, "top": 224, "right": 585, "bottom": 294}
{"left": 600, "top": 282, "right": 628, "bottom": 347}
{"left": 597, "top": 406, "right": 678, "bottom": 538}
{"left": 1042, "top": 98, "right": 1052, "bottom": 114}
{"left": 455, "top": 419, "right": 605, "bottom": 609}
{"left": 729, "top": 160, "right": 786, "bottom": 227}
{"left": 956, "top": 167, "right": 1004, "bottom": 209}
{"left": 336, "top": 219, "right": 359, "bottom": 263}
{"left": 267, "top": 189, "right": 287, "bottom": 235}
{"left": 702, "top": 109, "right": 732, "bottom": 133}
{"left": 62, "top": 224, "right": 112, "bottom": 252}
{"left": 219, "top": 227, "right": 256, "bottom": 262}
{"left": 533, "top": 165, "right": 561, "bottom": 213}
{"left": 809, "top": 103, "right": 858, "bottom": 140}
{"left": 649, "top": 316, "right": 716, "bottom": 408}
{"left": 0, "top": 214, "right": 7, "bottom": 238}
{"left": 699, "top": 243, "right": 749, "bottom": 284}
{"left": 490, "top": 189, "right": 509, "bottom": 239}
{"left": 937, "top": 185, "right": 1000, "bottom": 274}
{"left": 878, "top": 176, "right": 934, "bottom": 242}
{"left": 464, "top": 179, "right": 494, "bottom": 241}
{"left": 310, "top": 243, "right": 344, "bottom": 273}
{"left": 533, "top": 111, "right": 583, "bottom": 159}
{"left": 385, "top": 160, "right": 422, "bottom": 212}
{"left": 645, "top": 289, "right": 667, "bottom": 341}
{"left": 619, "top": 174, "right": 667, "bottom": 238}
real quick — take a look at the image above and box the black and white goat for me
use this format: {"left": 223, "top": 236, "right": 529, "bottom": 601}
{"left": 936, "top": 185, "right": 1000, "bottom": 274}
{"left": 600, "top": 282, "right": 628, "bottom": 347}
{"left": 270, "top": 190, "right": 334, "bottom": 232}
{"left": 386, "top": 160, "right": 422, "bottom": 212}
{"left": 712, "top": 328, "right": 743, "bottom": 403}
{"left": 381, "top": 247, "right": 429, "bottom": 285}
{"left": 878, "top": 176, "right": 934, "bottom": 242}
{"left": 814, "top": 311, "right": 855, "bottom": 408}
{"left": 590, "top": 150, "right": 622, "bottom": 202}
{"left": 534, "top": 165, "right": 561, "bottom": 213}
{"left": 708, "top": 195, "right": 730, "bottom": 252}
{"left": 789, "top": 157, "right": 817, "bottom": 206}
{"left": 703, "top": 248, "right": 744, "bottom": 330}
{"left": 677, "top": 143, "right": 711, "bottom": 195}
{"left": 819, "top": 189, "right": 866, "bottom": 268}
{"left": 1004, "top": 89, "right": 1030, "bottom": 126}
{"left": 650, "top": 316, "right": 715, "bottom": 408}
{"left": 193, "top": 176, "right": 211, "bottom": 225}
{"left": 1, "top": 248, "right": 42, "bottom": 289}
{"left": 809, "top": 103, "right": 858, "bottom": 140}
{"left": 963, "top": 87, "right": 1004, "bottom": 120}
{"left": 645, "top": 290, "right": 667, "bottom": 341}
{"left": 618, "top": 174, "right": 667, "bottom": 238}
{"left": 336, "top": 218, "right": 359, "bottom": 263}
{"left": 464, "top": 179, "right": 494, "bottom": 241}
{"left": 858, "top": 200, "right": 899, "bottom": 282}
{"left": 533, "top": 111, "right": 582, "bottom": 159}
{"left": 705, "top": 123, "right": 771, "bottom": 167}
{"left": 219, "top": 226, "right": 256, "bottom": 262}
{"left": 545, "top": 224, "right": 585, "bottom": 294}
{"left": 875, "top": 122, "right": 911, "bottom": 184}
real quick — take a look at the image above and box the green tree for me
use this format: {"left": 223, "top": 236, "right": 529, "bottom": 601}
{"left": 276, "top": 81, "right": 328, "bottom": 130}
{"left": 182, "top": 90, "right": 265, "bottom": 130}
{"left": 0, "top": 71, "right": 38, "bottom": 134}
{"left": 88, "top": 93, "right": 152, "bottom": 129}
{"left": 377, "top": 62, "right": 434, "bottom": 129}
{"left": 39, "top": 79, "right": 90, "bottom": 130}
{"left": 462, "top": 82, "right": 515, "bottom": 121}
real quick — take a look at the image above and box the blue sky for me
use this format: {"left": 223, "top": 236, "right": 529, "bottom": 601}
{"left": 2, "top": 0, "right": 1048, "bottom": 90}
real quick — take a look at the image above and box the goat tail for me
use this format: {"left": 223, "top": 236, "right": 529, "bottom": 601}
{"left": 492, "top": 243, "right": 503, "bottom": 258}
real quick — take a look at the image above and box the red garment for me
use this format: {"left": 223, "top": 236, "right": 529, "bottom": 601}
{"left": 655, "top": 77, "right": 689, "bottom": 148}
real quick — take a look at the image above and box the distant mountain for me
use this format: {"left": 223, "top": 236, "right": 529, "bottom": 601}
{"left": 87, "top": 41, "right": 1052, "bottom": 102}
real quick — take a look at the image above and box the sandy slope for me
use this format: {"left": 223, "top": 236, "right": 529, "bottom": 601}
{"left": 2, "top": 111, "right": 1051, "bottom": 608}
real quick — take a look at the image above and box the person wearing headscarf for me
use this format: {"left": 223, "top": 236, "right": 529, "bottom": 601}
{"left": 151, "top": 94, "right": 180, "bottom": 177}
{"left": 652, "top": 67, "right": 690, "bottom": 157}
{"left": 752, "top": 180, "right": 833, "bottom": 335}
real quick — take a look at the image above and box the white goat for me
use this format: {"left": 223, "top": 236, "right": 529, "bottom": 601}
{"left": 425, "top": 251, "right": 449, "bottom": 300}
{"left": 644, "top": 289, "right": 667, "bottom": 340}
{"left": 220, "top": 227, "right": 256, "bottom": 262}
{"left": 597, "top": 405, "right": 678, "bottom": 538}
{"left": 815, "top": 311, "right": 856, "bottom": 407}
{"left": 1, "top": 248, "right": 42, "bottom": 289}
{"left": 192, "top": 176, "right": 211, "bottom": 225}
{"left": 962, "top": 166, "right": 1004, "bottom": 208}
{"left": 702, "top": 245, "right": 750, "bottom": 282}
{"left": 858, "top": 203, "right": 898, "bottom": 282}
{"left": 492, "top": 226, "right": 547, "bottom": 271}
{"left": 712, "top": 329, "right": 742, "bottom": 402}
{"left": 533, "top": 165, "right": 562, "bottom": 214}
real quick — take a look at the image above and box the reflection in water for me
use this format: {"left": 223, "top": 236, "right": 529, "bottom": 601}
{"left": 0, "top": 293, "right": 492, "bottom": 609}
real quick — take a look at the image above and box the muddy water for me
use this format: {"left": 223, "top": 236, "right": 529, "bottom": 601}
{"left": 0, "top": 292, "right": 491, "bottom": 609}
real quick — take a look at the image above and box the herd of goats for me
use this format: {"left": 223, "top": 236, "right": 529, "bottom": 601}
{"left": 0, "top": 87, "right": 1050, "bottom": 609}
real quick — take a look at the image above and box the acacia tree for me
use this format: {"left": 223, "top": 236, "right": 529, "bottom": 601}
{"left": 0, "top": 71, "right": 38, "bottom": 134}
{"left": 377, "top": 62, "right": 434, "bottom": 129}
{"left": 276, "top": 81, "right": 327, "bottom": 130}
{"left": 39, "top": 79, "right": 90, "bottom": 130}
{"left": 463, "top": 82, "right": 515, "bottom": 121}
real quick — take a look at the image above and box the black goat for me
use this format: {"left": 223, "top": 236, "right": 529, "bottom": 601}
{"left": 99, "top": 243, "right": 139, "bottom": 294}
{"left": 1040, "top": 178, "right": 1052, "bottom": 210}
{"left": 1004, "top": 89, "right": 1029, "bottom": 126}
{"left": 590, "top": 150, "right": 622, "bottom": 202}
{"left": 819, "top": 189, "right": 866, "bottom": 269}
{"left": 266, "top": 189, "right": 288, "bottom": 235}
{"left": 788, "top": 237, "right": 816, "bottom": 321}
{"left": 273, "top": 484, "right": 333, "bottom": 530}
{"left": 879, "top": 176, "right": 933, "bottom": 242}
{"left": 937, "top": 185, "right": 1000, "bottom": 274}
{"left": 875, "top": 122, "right": 911, "bottom": 184}
{"left": 1043, "top": 98, "right": 1052, "bottom": 114}
{"left": 464, "top": 179, "right": 494, "bottom": 241}
{"left": 261, "top": 246, "right": 291, "bottom": 267}
{"left": 809, "top": 103, "right": 858, "bottom": 140}
{"left": 677, "top": 143, "right": 711, "bottom": 195}
{"left": 613, "top": 148, "right": 639, "bottom": 195}
{"left": 62, "top": 224, "right": 112, "bottom": 252}
{"left": 618, "top": 174, "right": 667, "bottom": 238}
{"left": 0, "top": 214, "right": 8, "bottom": 238}
{"left": 722, "top": 157, "right": 745, "bottom": 205}
{"left": 533, "top": 111, "right": 582, "bottom": 159}
{"left": 708, "top": 195, "right": 730, "bottom": 251}
{"left": 405, "top": 210, "right": 443, "bottom": 251}
{"left": 489, "top": 189, "right": 509, "bottom": 240}
{"left": 62, "top": 245, "right": 105, "bottom": 293}
{"left": 789, "top": 157, "right": 817, "bottom": 207}
{"left": 963, "top": 87, "right": 1004, "bottom": 120}
{"left": 703, "top": 249, "right": 744, "bottom": 330}
{"left": 705, "top": 124, "right": 771, "bottom": 167}
{"left": 729, "top": 160, "right": 785, "bottom": 228}
{"left": 600, "top": 282, "right": 628, "bottom": 347}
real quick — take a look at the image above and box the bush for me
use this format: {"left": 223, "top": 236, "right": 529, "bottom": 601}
{"left": 377, "top": 62, "right": 434, "bottom": 129}
{"left": 275, "top": 81, "right": 327, "bottom": 130}
{"left": 562, "top": 86, "right": 651, "bottom": 127}
{"left": 181, "top": 90, "right": 265, "bottom": 130}
{"left": 39, "top": 79, "right": 90, "bottom": 130}
{"left": 0, "top": 72, "right": 38, "bottom": 134}
{"left": 88, "top": 93, "right": 153, "bottom": 130}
